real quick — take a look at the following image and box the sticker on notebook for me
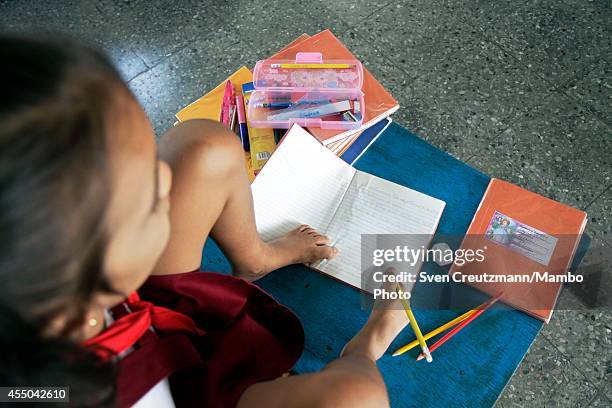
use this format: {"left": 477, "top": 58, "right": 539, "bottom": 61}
{"left": 485, "top": 211, "right": 558, "bottom": 266}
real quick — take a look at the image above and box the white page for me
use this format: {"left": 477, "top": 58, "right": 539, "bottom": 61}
{"left": 317, "top": 171, "right": 446, "bottom": 290}
{"left": 251, "top": 125, "right": 355, "bottom": 241}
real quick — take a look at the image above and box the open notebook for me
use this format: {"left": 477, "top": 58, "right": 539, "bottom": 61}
{"left": 251, "top": 125, "right": 446, "bottom": 290}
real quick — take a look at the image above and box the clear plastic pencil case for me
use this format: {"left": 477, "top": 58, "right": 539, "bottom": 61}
{"left": 247, "top": 52, "right": 365, "bottom": 130}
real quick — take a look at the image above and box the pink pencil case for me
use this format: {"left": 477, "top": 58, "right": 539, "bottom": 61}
{"left": 247, "top": 52, "right": 365, "bottom": 130}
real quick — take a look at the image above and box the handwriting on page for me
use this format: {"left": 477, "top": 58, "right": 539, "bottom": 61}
{"left": 251, "top": 126, "right": 355, "bottom": 242}
{"left": 320, "top": 171, "right": 445, "bottom": 290}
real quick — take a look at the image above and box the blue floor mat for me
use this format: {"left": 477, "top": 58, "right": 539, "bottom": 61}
{"left": 201, "top": 122, "right": 589, "bottom": 407}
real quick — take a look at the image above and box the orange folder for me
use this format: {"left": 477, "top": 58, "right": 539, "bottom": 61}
{"left": 450, "top": 179, "right": 587, "bottom": 322}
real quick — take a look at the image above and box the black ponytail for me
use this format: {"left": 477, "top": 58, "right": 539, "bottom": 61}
{"left": 0, "top": 35, "right": 128, "bottom": 406}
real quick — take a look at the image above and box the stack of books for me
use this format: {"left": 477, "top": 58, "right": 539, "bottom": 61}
{"left": 174, "top": 30, "right": 398, "bottom": 180}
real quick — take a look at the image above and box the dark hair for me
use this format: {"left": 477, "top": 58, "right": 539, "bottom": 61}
{"left": 0, "top": 36, "right": 127, "bottom": 406}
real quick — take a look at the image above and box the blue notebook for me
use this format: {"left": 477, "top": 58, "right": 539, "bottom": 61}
{"left": 340, "top": 117, "right": 392, "bottom": 165}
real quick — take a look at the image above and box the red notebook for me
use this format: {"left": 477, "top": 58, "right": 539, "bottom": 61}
{"left": 267, "top": 30, "right": 399, "bottom": 145}
{"left": 450, "top": 179, "right": 587, "bottom": 322}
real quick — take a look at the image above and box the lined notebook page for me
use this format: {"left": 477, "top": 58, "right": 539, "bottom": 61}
{"left": 318, "top": 171, "right": 446, "bottom": 290}
{"left": 251, "top": 125, "right": 355, "bottom": 241}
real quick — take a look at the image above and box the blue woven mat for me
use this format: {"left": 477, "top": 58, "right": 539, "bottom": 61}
{"left": 201, "top": 122, "right": 589, "bottom": 407}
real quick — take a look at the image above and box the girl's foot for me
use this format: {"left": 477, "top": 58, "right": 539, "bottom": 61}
{"left": 342, "top": 273, "right": 410, "bottom": 361}
{"left": 235, "top": 225, "right": 338, "bottom": 280}
{"left": 267, "top": 224, "right": 338, "bottom": 266}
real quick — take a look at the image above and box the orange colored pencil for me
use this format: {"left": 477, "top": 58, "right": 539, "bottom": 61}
{"left": 417, "top": 292, "right": 503, "bottom": 361}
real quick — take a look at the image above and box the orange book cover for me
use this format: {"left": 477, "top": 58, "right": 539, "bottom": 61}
{"left": 450, "top": 179, "right": 587, "bottom": 323}
{"left": 267, "top": 30, "right": 399, "bottom": 145}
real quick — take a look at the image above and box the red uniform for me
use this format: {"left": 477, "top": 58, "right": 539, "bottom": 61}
{"left": 84, "top": 271, "right": 304, "bottom": 407}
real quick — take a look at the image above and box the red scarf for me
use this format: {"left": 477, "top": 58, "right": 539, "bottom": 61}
{"left": 82, "top": 292, "right": 205, "bottom": 359}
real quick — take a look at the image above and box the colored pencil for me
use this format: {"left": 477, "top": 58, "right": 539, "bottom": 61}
{"left": 396, "top": 284, "right": 433, "bottom": 363}
{"left": 392, "top": 309, "right": 476, "bottom": 357}
{"left": 270, "top": 63, "right": 355, "bottom": 69}
{"left": 417, "top": 292, "right": 503, "bottom": 361}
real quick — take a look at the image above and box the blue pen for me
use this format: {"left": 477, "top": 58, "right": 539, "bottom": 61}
{"left": 253, "top": 99, "right": 337, "bottom": 109}
{"left": 254, "top": 102, "right": 293, "bottom": 108}
{"left": 235, "top": 95, "right": 250, "bottom": 151}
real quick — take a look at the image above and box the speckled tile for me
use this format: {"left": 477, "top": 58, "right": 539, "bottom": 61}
{"left": 210, "top": 0, "right": 350, "bottom": 61}
{"left": 542, "top": 308, "right": 612, "bottom": 386}
{"left": 585, "top": 186, "right": 612, "bottom": 246}
{"left": 356, "top": 15, "right": 557, "bottom": 142}
{"left": 95, "top": 0, "right": 226, "bottom": 67}
{"left": 321, "top": 0, "right": 394, "bottom": 26}
{"left": 469, "top": 92, "right": 611, "bottom": 209}
{"left": 419, "top": 37, "right": 553, "bottom": 138}
{"left": 127, "top": 28, "right": 260, "bottom": 136}
{"left": 395, "top": 105, "right": 482, "bottom": 162}
{"left": 103, "top": 47, "right": 149, "bottom": 82}
{"left": 591, "top": 393, "right": 612, "bottom": 408}
{"left": 466, "top": 127, "right": 552, "bottom": 196}
{"left": 336, "top": 29, "right": 411, "bottom": 101}
{"left": 460, "top": 0, "right": 612, "bottom": 86}
{"left": 561, "top": 238, "right": 612, "bottom": 311}
{"left": 449, "top": 0, "right": 530, "bottom": 24}
{"left": 0, "top": 0, "right": 150, "bottom": 81}
{"left": 128, "top": 62, "right": 182, "bottom": 137}
{"left": 153, "top": 32, "right": 260, "bottom": 109}
{"left": 540, "top": 236, "right": 612, "bottom": 397}
{"left": 357, "top": 1, "right": 482, "bottom": 83}
{"left": 496, "top": 335, "right": 598, "bottom": 406}
{"left": 350, "top": 25, "right": 559, "bottom": 162}
{"left": 565, "top": 59, "right": 612, "bottom": 128}
{"left": 509, "top": 94, "right": 612, "bottom": 207}
{"left": 130, "top": 30, "right": 262, "bottom": 134}
{"left": 335, "top": 30, "right": 486, "bottom": 161}
{"left": 0, "top": 0, "right": 103, "bottom": 38}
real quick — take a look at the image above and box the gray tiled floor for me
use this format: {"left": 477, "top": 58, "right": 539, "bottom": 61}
{"left": 1, "top": 0, "right": 610, "bottom": 406}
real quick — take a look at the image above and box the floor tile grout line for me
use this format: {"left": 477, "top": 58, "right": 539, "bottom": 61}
{"left": 540, "top": 331, "right": 602, "bottom": 387}
{"left": 583, "top": 184, "right": 612, "bottom": 211}
{"left": 134, "top": 50, "right": 151, "bottom": 70}
{"left": 463, "top": 154, "right": 477, "bottom": 163}
{"left": 585, "top": 376, "right": 611, "bottom": 407}
{"left": 127, "top": 32, "right": 212, "bottom": 85}
{"left": 556, "top": 84, "right": 612, "bottom": 136}
{"left": 538, "top": 327, "right": 599, "bottom": 407}
{"left": 127, "top": 8, "right": 230, "bottom": 80}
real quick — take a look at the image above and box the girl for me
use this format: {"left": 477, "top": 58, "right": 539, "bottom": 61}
{"left": 0, "top": 36, "right": 408, "bottom": 407}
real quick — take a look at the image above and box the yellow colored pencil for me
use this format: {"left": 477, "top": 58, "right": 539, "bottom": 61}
{"left": 270, "top": 63, "right": 355, "bottom": 69}
{"left": 396, "top": 284, "right": 433, "bottom": 363}
{"left": 392, "top": 309, "right": 476, "bottom": 357}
